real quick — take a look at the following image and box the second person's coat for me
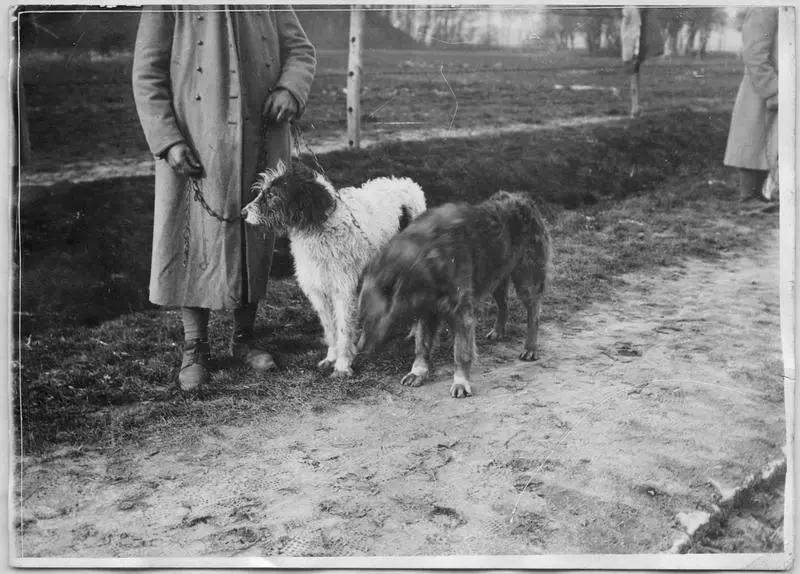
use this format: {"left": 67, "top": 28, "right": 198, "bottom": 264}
{"left": 724, "top": 7, "right": 778, "bottom": 171}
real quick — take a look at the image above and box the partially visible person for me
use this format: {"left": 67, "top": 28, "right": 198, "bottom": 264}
{"left": 724, "top": 7, "right": 778, "bottom": 203}
{"left": 132, "top": 5, "right": 316, "bottom": 391}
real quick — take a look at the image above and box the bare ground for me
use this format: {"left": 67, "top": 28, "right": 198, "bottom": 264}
{"left": 14, "top": 229, "right": 785, "bottom": 558}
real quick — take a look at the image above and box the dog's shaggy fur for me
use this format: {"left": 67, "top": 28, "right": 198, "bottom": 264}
{"left": 242, "top": 160, "right": 426, "bottom": 376}
{"left": 358, "top": 191, "right": 550, "bottom": 398}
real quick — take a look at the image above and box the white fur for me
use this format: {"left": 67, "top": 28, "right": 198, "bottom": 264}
{"left": 290, "top": 174, "right": 426, "bottom": 376}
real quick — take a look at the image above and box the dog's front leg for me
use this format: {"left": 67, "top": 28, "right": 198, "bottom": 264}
{"left": 331, "top": 294, "right": 356, "bottom": 377}
{"left": 451, "top": 301, "right": 477, "bottom": 398}
{"left": 308, "top": 289, "right": 337, "bottom": 370}
{"left": 401, "top": 314, "right": 439, "bottom": 387}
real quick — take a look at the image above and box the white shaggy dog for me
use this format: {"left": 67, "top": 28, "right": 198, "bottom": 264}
{"left": 242, "top": 159, "right": 426, "bottom": 377}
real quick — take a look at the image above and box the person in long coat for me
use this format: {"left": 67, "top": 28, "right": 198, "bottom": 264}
{"left": 132, "top": 5, "right": 316, "bottom": 390}
{"left": 723, "top": 7, "right": 778, "bottom": 202}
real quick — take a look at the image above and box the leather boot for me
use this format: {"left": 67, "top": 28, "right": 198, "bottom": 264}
{"left": 178, "top": 338, "right": 210, "bottom": 392}
{"left": 231, "top": 330, "right": 276, "bottom": 373}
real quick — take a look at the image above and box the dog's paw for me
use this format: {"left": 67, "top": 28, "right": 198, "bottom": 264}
{"left": 331, "top": 367, "right": 354, "bottom": 379}
{"left": 519, "top": 349, "right": 539, "bottom": 361}
{"left": 317, "top": 358, "right": 335, "bottom": 371}
{"left": 486, "top": 328, "right": 505, "bottom": 341}
{"left": 401, "top": 372, "right": 427, "bottom": 387}
{"left": 449, "top": 378, "right": 473, "bottom": 399}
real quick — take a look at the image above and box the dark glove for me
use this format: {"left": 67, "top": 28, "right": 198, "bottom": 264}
{"left": 262, "top": 88, "right": 299, "bottom": 123}
{"left": 165, "top": 142, "right": 203, "bottom": 178}
{"left": 765, "top": 94, "right": 778, "bottom": 111}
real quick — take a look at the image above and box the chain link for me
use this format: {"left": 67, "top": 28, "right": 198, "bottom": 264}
{"left": 291, "top": 123, "right": 327, "bottom": 176}
{"left": 187, "top": 177, "right": 243, "bottom": 223}
{"left": 182, "top": 122, "right": 379, "bottom": 263}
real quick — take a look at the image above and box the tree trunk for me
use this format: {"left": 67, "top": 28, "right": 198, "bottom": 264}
{"left": 680, "top": 22, "right": 696, "bottom": 56}
{"left": 696, "top": 28, "right": 709, "bottom": 59}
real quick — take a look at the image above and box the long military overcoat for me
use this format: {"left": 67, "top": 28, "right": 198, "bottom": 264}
{"left": 132, "top": 5, "right": 315, "bottom": 310}
{"left": 724, "top": 8, "right": 778, "bottom": 171}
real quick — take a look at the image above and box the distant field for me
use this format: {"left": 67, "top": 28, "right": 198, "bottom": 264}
{"left": 19, "top": 49, "right": 743, "bottom": 171}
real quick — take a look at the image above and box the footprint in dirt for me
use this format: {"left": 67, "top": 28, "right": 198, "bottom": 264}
{"left": 211, "top": 526, "right": 267, "bottom": 553}
{"left": 429, "top": 505, "right": 466, "bottom": 528}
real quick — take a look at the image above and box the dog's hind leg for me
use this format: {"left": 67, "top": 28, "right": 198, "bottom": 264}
{"left": 450, "top": 301, "right": 477, "bottom": 398}
{"left": 512, "top": 266, "right": 545, "bottom": 362}
{"left": 486, "top": 278, "right": 509, "bottom": 341}
{"left": 401, "top": 314, "right": 439, "bottom": 387}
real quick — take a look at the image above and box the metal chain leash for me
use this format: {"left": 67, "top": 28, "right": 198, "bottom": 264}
{"left": 185, "top": 113, "right": 276, "bottom": 225}
{"left": 291, "top": 123, "right": 327, "bottom": 176}
{"left": 186, "top": 177, "right": 243, "bottom": 223}
{"left": 182, "top": 120, "right": 376, "bottom": 263}
{"left": 182, "top": 115, "right": 273, "bottom": 265}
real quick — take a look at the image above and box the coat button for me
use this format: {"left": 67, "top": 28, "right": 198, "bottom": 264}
{"left": 196, "top": 66, "right": 202, "bottom": 72}
{"left": 195, "top": 94, "right": 202, "bottom": 101}
{"left": 198, "top": 40, "right": 204, "bottom": 46}
{"left": 198, "top": 15, "right": 204, "bottom": 20}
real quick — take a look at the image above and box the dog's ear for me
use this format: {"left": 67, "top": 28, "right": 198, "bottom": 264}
{"left": 304, "top": 189, "right": 334, "bottom": 227}
{"left": 287, "top": 163, "right": 335, "bottom": 229}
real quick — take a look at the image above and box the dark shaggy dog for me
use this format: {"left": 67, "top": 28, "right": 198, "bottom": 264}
{"left": 358, "top": 191, "right": 551, "bottom": 398}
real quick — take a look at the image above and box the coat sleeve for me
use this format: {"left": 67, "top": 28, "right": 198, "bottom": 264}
{"left": 741, "top": 8, "right": 778, "bottom": 100}
{"left": 274, "top": 6, "right": 317, "bottom": 118}
{"left": 132, "top": 6, "right": 185, "bottom": 158}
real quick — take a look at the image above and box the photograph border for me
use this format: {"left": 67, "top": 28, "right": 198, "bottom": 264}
{"left": 4, "top": 1, "right": 797, "bottom": 570}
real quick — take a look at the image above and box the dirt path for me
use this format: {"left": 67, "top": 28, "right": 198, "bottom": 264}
{"left": 15, "top": 231, "right": 785, "bottom": 558}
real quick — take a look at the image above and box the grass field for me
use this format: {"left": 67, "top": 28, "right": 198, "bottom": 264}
{"left": 19, "top": 48, "right": 743, "bottom": 170}
{"left": 14, "top": 107, "right": 777, "bottom": 455}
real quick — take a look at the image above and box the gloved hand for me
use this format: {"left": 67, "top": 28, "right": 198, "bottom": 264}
{"left": 765, "top": 94, "right": 778, "bottom": 111}
{"left": 262, "top": 88, "right": 299, "bottom": 123}
{"left": 165, "top": 142, "right": 203, "bottom": 178}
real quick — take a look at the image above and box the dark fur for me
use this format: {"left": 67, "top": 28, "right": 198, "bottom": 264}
{"left": 358, "top": 191, "right": 551, "bottom": 398}
{"left": 243, "top": 161, "right": 334, "bottom": 233}
{"left": 398, "top": 205, "right": 412, "bottom": 232}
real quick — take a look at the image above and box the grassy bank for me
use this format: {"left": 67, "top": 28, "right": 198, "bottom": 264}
{"left": 14, "top": 109, "right": 777, "bottom": 454}
{"left": 20, "top": 48, "right": 741, "bottom": 169}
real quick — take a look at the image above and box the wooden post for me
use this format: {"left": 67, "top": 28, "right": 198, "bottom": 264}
{"left": 621, "top": 6, "right": 642, "bottom": 118}
{"left": 347, "top": 5, "right": 364, "bottom": 149}
{"left": 629, "top": 70, "right": 640, "bottom": 118}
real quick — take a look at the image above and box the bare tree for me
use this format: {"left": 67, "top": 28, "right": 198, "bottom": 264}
{"left": 651, "top": 7, "right": 728, "bottom": 59}
{"left": 544, "top": 7, "right": 619, "bottom": 54}
{"left": 685, "top": 8, "right": 728, "bottom": 59}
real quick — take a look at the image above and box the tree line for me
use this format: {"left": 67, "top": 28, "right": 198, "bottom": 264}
{"left": 376, "top": 6, "right": 734, "bottom": 57}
